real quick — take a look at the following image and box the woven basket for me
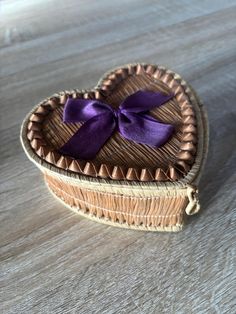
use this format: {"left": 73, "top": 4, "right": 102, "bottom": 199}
{"left": 20, "top": 63, "right": 208, "bottom": 232}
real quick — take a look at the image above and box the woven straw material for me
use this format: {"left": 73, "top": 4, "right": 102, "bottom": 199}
{"left": 20, "top": 63, "right": 209, "bottom": 232}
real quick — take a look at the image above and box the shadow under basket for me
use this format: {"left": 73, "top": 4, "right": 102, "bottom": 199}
{"left": 20, "top": 63, "right": 209, "bottom": 232}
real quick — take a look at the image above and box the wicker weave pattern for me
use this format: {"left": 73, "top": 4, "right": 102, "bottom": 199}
{"left": 45, "top": 173, "right": 188, "bottom": 226}
{"left": 20, "top": 63, "right": 209, "bottom": 231}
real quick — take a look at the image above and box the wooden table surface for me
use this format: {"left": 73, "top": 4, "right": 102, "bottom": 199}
{"left": 1, "top": 1, "right": 236, "bottom": 313}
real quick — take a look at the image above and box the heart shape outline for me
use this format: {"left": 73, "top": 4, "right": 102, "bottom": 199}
{"left": 22, "top": 63, "right": 199, "bottom": 182}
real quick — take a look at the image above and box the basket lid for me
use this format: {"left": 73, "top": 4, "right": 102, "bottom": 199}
{"left": 20, "top": 63, "right": 207, "bottom": 184}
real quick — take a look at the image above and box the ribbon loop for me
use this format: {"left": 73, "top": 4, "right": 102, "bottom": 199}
{"left": 63, "top": 99, "right": 112, "bottom": 123}
{"left": 120, "top": 90, "right": 174, "bottom": 113}
{"left": 118, "top": 112, "right": 174, "bottom": 147}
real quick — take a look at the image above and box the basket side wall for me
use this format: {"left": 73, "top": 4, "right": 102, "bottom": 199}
{"left": 45, "top": 173, "right": 189, "bottom": 229}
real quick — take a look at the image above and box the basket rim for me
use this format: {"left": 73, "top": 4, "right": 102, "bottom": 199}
{"left": 20, "top": 63, "right": 209, "bottom": 189}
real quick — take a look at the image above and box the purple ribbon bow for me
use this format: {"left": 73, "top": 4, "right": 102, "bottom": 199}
{"left": 59, "top": 90, "right": 174, "bottom": 160}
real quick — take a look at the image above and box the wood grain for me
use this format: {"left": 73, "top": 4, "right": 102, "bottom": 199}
{"left": 1, "top": 1, "right": 236, "bottom": 313}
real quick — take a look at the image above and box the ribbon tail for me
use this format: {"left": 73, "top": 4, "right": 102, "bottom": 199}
{"left": 118, "top": 112, "right": 174, "bottom": 147}
{"left": 59, "top": 112, "right": 116, "bottom": 160}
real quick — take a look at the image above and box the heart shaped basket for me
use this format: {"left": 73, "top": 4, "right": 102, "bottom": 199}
{"left": 20, "top": 63, "right": 208, "bottom": 232}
